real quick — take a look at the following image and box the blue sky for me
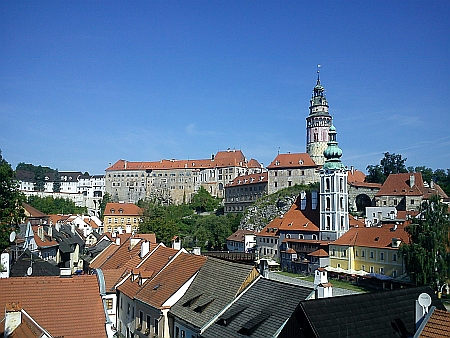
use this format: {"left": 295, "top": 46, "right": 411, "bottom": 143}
{"left": 1, "top": 0, "right": 449, "bottom": 175}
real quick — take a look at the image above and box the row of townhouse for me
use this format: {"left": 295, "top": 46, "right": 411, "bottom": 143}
{"left": 89, "top": 234, "right": 325, "bottom": 338}
{"left": 88, "top": 232, "right": 450, "bottom": 338}
{"left": 16, "top": 169, "right": 106, "bottom": 216}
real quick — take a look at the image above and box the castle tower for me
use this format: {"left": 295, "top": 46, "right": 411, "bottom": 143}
{"left": 319, "top": 124, "right": 349, "bottom": 241}
{"left": 306, "top": 69, "right": 332, "bottom": 166}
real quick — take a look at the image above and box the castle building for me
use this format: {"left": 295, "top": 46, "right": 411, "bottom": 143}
{"left": 105, "top": 150, "right": 263, "bottom": 204}
{"left": 319, "top": 124, "right": 349, "bottom": 241}
{"left": 306, "top": 70, "right": 332, "bottom": 166}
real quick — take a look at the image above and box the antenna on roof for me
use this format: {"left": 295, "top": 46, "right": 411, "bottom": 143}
{"left": 317, "top": 64, "right": 321, "bottom": 82}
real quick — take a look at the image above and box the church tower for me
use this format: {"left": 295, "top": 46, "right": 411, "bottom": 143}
{"left": 319, "top": 124, "right": 349, "bottom": 241}
{"left": 306, "top": 69, "right": 332, "bottom": 166}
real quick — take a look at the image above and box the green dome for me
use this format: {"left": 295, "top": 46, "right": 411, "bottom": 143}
{"left": 323, "top": 124, "right": 345, "bottom": 170}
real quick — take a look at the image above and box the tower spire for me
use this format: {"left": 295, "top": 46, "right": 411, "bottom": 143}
{"left": 317, "top": 64, "right": 321, "bottom": 85}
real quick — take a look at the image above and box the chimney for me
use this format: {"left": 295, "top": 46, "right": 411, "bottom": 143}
{"left": 314, "top": 269, "right": 333, "bottom": 299}
{"left": 5, "top": 302, "right": 22, "bottom": 337}
{"left": 140, "top": 240, "right": 150, "bottom": 258}
{"left": 172, "top": 236, "right": 181, "bottom": 251}
{"left": 259, "top": 259, "right": 269, "bottom": 278}
{"left": 71, "top": 223, "right": 76, "bottom": 234}
{"left": 115, "top": 236, "right": 121, "bottom": 245}
{"left": 351, "top": 166, "right": 354, "bottom": 175}
{"left": 410, "top": 174, "right": 415, "bottom": 188}
{"left": 47, "top": 225, "right": 53, "bottom": 237}
{"left": 430, "top": 180, "right": 435, "bottom": 189}
{"left": 55, "top": 222, "right": 61, "bottom": 232}
{"left": 37, "top": 226, "right": 45, "bottom": 242}
{"left": 129, "top": 237, "right": 141, "bottom": 250}
{"left": 192, "top": 247, "right": 201, "bottom": 256}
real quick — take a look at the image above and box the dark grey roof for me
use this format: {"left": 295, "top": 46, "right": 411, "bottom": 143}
{"left": 170, "top": 257, "right": 256, "bottom": 331}
{"left": 15, "top": 169, "right": 36, "bottom": 182}
{"left": 10, "top": 249, "right": 60, "bottom": 277}
{"left": 201, "top": 277, "right": 314, "bottom": 338}
{"left": 299, "top": 286, "right": 446, "bottom": 338}
{"left": 86, "top": 239, "right": 111, "bottom": 257}
{"left": 46, "top": 224, "right": 84, "bottom": 253}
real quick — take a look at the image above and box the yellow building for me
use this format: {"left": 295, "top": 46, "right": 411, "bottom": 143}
{"left": 103, "top": 202, "right": 142, "bottom": 234}
{"left": 329, "top": 223, "right": 410, "bottom": 278}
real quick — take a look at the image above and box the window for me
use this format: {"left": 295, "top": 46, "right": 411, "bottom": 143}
{"left": 393, "top": 253, "right": 397, "bottom": 262}
{"left": 146, "top": 315, "right": 151, "bottom": 330}
{"left": 370, "top": 251, "right": 374, "bottom": 259}
{"left": 175, "top": 327, "right": 180, "bottom": 338}
{"left": 342, "top": 249, "right": 346, "bottom": 257}
{"left": 355, "top": 250, "right": 358, "bottom": 257}
{"left": 361, "top": 250, "right": 365, "bottom": 258}
{"left": 380, "top": 252, "right": 384, "bottom": 260}
{"left": 274, "top": 182, "right": 278, "bottom": 188}
{"left": 411, "top": 199, "right": 415, "bottom": 205}
{"left": 154, "top": 318, "right": 158, "bottom": 334}
{"left": 106, "top": 298, "right": 113, "bottom": 310}
{"left": 370, "top": 266, "right": 374, "bottom": 273}
{"left": 361, "top": 265, "right": 365, "bottom": 271}
{"left": 380, "top": 267, "right": 384, "bottom": 275}
{"left": 393, "top": 270, "right": 397, "bottom": 278}
{"left": 181, "top": 330, "right": 186, "bottom": 338}
{"left": 127, "top": 303, "right": 130, "bottom": 315}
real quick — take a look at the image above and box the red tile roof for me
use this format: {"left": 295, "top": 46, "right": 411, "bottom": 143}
{"left": 0, "top": 276, "right": 106, "bottom": 338}
{"left": 267, "top": 153, "right": 317, "bottom": 169}
{"left": 376, "top": 172, "right": 448, "bottom": 199}
{"left": 117, "top": 245, "right": 178, "bottom": 299}
{"left": 226, "top": 172, "right": 268, "bottom": 187}
{"left": 226, "top": 229, "right": 257, "bottom": 242}
{"left": 419, "top": 308, "right": 450, "bottom": 337}
{"left": 135, "top": 252, "right": 206, "bottom": 309}
{"left": 103, "top": 202, "right": 143, "bottom": 216}
{"left": 89, "top": 243, "right": 120, "bottom": 269}
{"left": 258, "top": 219, "right": 282, "bottom": 237}
{"left": 97, "top": 237, "right": 151, "bottom": 271}
{"left": 269, "top": 194, "right": 320, "bottom": 232}
{"left": 32, "top": 226, "right": 59, "bottom": 248}
{"left": 22, "top": 203, "right": 46, "bottom": 218}
{"left": 106, "top": 150, "right": 252, "bottom": 171}
{"left": 347, "top": 169, "right": 366, "bottom": 183}
{"left": 308, "top": 248, "right": 329, "bottom": 257}
{"left": 332, "top": 223, "right": 410, "bottom": 249}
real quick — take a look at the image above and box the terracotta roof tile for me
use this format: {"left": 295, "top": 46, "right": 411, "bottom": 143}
{"left": 419, "top": 308, "right": 450, "bottom": 337}
{"left": 0, "top": 276, "right": 106, "bottom": 338}
{"left": 347, "top": 169, "right": 366, "bottom": 183}
{"left": 135, "top": 252, "right": 206, "bottom": 308}
{"left": 98, "top": 237, "right": 151, "bottom": 271}
{"left": 117, "top": 245, "right": 178, "bottom": 299}
{"left": 89, "top": 243, "right": 120, "bottom": 269}
{"left": 267, "top": 153, "right": 317, "bottom": 169}
{"left": 22, "top": 203, "right": 46, "bottom": 218}
{"left": 333, "top": 223, "right": 410, "bottom": 249}
{"left": 106, "top": 150, "right": 251, "bottom": 171}
{"left": 103, "top": 202, "right": 143, "bottom": 216}
{"left": 270, "top": 194, "right": 320, "bottom": 232}
{"left": 308, "top": 248, "right": 329, "bottom": 257}
{"left": 226, "top": 172, "right": 268, "bottom": 187}
{"left": 226, "top": 229, "right": 256, "bottom": 242}
{"left": 376, "top": 172, "right": 447, "bottom": 198}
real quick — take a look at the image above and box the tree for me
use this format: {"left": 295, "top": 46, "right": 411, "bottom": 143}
{"left": 53, "top": 169, "right": 61, "bottom": 192}
{"left": 0, "top": 151, "right": 25, "bottom": 251}
{"left": 399, "top": 195, "right": 450, "bottom": 289}
{"left": 190, "top": 187, "right": 221, "bottom": 213}
{"left": 366, "top": 152, "right": 407, "bottom": 184}
{"left": 380, "top": 152, "right": 407, "bottom": 177}
{"left": 99, "top": 192, "right": 112, "bottom": 218}
{"left": 365, "top": 164, "right": 385, "bottom": 184}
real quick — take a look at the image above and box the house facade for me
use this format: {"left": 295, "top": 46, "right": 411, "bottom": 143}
{"left": 329, "top": 222, "right": 410, "bottom": 278}
{"left": 103, "top": 202, "right": 142, "bottom": 234}
{"left": 105, "top": 150, "right": 263, "bottom": 204}
{"left": 223, "top": 172, "right": 268, "bottom": 213}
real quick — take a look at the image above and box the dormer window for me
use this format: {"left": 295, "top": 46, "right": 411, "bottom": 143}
{"left": 119, "top": 208, "right": 124, "bottom": 214}
{"left": 110, "top": 208, "right": 115, "bottom": 214}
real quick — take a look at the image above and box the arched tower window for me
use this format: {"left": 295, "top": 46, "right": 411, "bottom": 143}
{"left": 326, "top": 197, "right": 331, "bottom": 210}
